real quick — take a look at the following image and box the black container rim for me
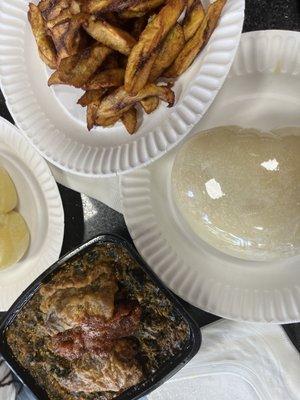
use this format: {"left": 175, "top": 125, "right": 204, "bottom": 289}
{"left": 0, "top": 233, "right": 201, "bottom": 400}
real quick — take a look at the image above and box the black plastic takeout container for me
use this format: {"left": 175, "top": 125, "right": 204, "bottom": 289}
{"left": 0, "top": 234, "right": 201, "bottom": 400}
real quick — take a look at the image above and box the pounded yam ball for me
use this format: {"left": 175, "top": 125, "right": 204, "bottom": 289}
{"left": 171, "top": 126, "right": 300, "bottom": 261}
{"left": 0, "top": 166, "right": 18, "bottom": 213}
{"left": 0, "top": 211, "right": 30, "bottom": 269}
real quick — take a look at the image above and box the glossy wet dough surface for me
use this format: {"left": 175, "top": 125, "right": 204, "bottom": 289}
{"left": 172, "top": 126, "right": 300, "bottom": 261}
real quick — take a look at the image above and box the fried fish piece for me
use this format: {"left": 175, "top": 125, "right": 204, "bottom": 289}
{"left": 140, "top": 96, "right": 159, "bottom": 114}
{"left": 165, "top": 0, "right": 226, "bottom": 78}
{"left": 48, "top": 14, "right": 87, "bottom": 62}
{"left": 49, "top": 43, "right": 112, "bottom": 87}
{"left": 148, "top": 23, "right": 185, "bottom": 82}
{"left": 95, "top": 84, "right": 174, "bottom": 119}
{"left": 84, "top": 68, "right": 124, "bottom": 90}
{"left": 78, "top": 89, "right": 106, "bottom": 107}
{"left": 182, "top": 0, "right": 205, "bottom": 41}
{"left": 28, "top": 3, "right": 57, "bottom": 69}
{"left": 83, "top": 0, "right": 139, "bottom": 14}
{"left": 121, "top": 107, "right": 138, "bottom": 134}
{"left": 124, "top": 0, "right": 186, "bottom": 94}
{"left": 83, "top": 16, "right": 136, "bottom": 55}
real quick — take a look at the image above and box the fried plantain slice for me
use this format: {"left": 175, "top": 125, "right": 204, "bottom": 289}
{"left": 94, "top": 114, "right": 120, "bottom": 127}
{"left": 48, "top": 14, "right": 87, "bottom": 62}
{"left": 28, "top": 3, "right": 57, "bottom": 69}
{"left": 78, "top": 89, "right": 106, "bottom": 107}
{"left": 148, "top": 23, "right": 185, "bottom": 82}
{"left": 120, "top": 0, "right": 166, "bottom": 18}
{"left": 95, "top": 84, "right": 174, "bottom": 119}
{"left": 38, "top": 0, "right": 51, "bottom": 12}
{"left": 129, "top": 0, "right": 166, "bottom": 12}
{"left": 204, "top": 0, "right": 227, "bottom": 40}
{"left": 182, "top": 0, "right": 205, "bottom": 41}
{"left": 164, "top": 0, "right": 226, "bottom": 78}
{"left": 140, "top": 96, "right": 159, "bottom": 114}
{"left": 69, "top": 0, "right": 82, "bottom": 14}
{"left": 69, "top": 43, "right": 112, "bottom": 87}
{"left": 124, "top": 0, "right": 186, "bottom": 95}
{"left": 48, "top": 52, "right": 80, "bottom": 85}
{"left": 118, "top": 10, "right": 146, "bottom": 18}
{"left": 39, "top": 0, "right": 69, "bottom": 21}
{"left": 46, "top": 9, "right": 73, "bottom": 29}
{"left": 48, "top": 70, "right": 63, "bottom": 85}
{"left": 84, "top": 68, "right": 125, "bottom": 89}
{"left": 48, "top": 43, "right": 112, "bottom": 87}
{"left": 83, "top": 0, "right": 139, "bottom": 14}
{"left": 87, "top": 101, "right": 100, "bottom": 130}
{"left": 121, "top": 107, "right": 138, "bottom": 134}
{"left": 83, "top": 16, "right": 136, "bottom": 56}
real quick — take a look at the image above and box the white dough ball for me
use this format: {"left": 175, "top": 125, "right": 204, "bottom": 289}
{"left": 171, "top": 126, "right": 300, "bottom": 261}
{"left": 0, "top": 166, "right": 18, "bottom": 213}
{"left": 0, "top": 211, "right": 30, "bottom": 269}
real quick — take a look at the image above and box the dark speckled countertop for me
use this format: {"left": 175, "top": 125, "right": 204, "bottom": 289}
{"left": 0, "top": 0, "right": 299, "bottom": 353}
{"left": 244, "top": 0, "right": 300, "bottom": 32}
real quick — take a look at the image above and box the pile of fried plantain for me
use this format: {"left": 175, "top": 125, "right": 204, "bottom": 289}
{"left": 29, "top": 0, "right": 226, "bottom": 134}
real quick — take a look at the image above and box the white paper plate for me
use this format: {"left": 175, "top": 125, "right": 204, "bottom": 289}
{"left": 121, "top": 31, "right": 300, "bottom": 323}
{"left": 0, "top": 358, "right": 16, "bottom": 400}
{"left": 0, "top": 0, "right": 244, "bottom": 177}
{"left": 0, "top": 117, "right": 64, "bottom": 311}
{"left": 148, "top": 321, "right": 300, "bottom": 400}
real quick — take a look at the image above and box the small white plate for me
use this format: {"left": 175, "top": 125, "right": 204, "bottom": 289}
{"left": 121, "top": 31, "right": 300, "bottom": 323}
{"left": 0, "top": 0, "right": 244, "bottom": 177}
{"left": 0, "top": 117, "right": 64, "bottom": 311}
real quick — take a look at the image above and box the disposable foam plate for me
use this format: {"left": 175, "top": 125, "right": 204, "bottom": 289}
{"left": 0, "top": 0, "right": 244, "bottom": 176}
{"left": 121, "top": 31, "right": 300, "bottom": 323}
{"left": 0, "top": 117, "right": 64, "bottom": 310}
